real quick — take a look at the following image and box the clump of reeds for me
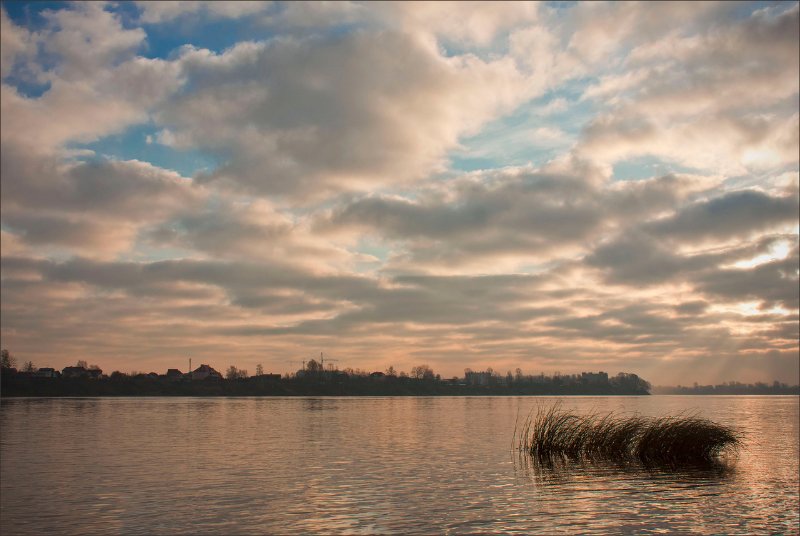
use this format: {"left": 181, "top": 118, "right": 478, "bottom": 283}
{"left": 516, "top": 404, "right": 741, "bottom": 467}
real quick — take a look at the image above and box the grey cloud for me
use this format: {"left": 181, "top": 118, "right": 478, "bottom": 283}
{"left": 2, "top": 2, "right": 797, "bottom": 383}
{"left": 645, "top": 189, "right": 799, "bottom": 242}
{"left": 587, "top": 231, "right": 799, "bottom": 310}
{"left": 634, "top": 4, "right": 799, "bottom": 108}
{"left": 28, "top": 256, "right": 378, "bottom": 308}
{"left": 147, "top": 207, "right": 293, "bottom": 259}
{"left": 586, "top": 232, "right": 688, "bottom": 285}
{"left": 577, "top": 4, "right": 799, "bottom": 173}
{"left": 327, "top": 177, "right": 603, "bottom": 264}
{"left": 321, "top": 170, "right": 711, "bottom": 267}
{"left": 587, "top": 229, "right": 794, "bottom": 284}
{"left": 3, "top": 249, "right": 797, "bottom": 382}
{"left": 6, "top": 254, "right": 555, "bottom": 328}
{"left": 673, "top": 301, "right": 709, "bottom": 316}
{"left": 694, "top": 248, "right": 800, "bottom": 310}
{"left": 156, "top": 30, "right": 524, "bottom": 197}
{"left": 230, "top": 292, "right": 342, "bottom": 315}
{"left": 2, "top": 147, "right": 201, "bottom": 216}
{"left": 1, "top": 146, "right": 204, "bottom": 253}
{"left": 603, "top": 174, "right": 707, "bottom": 218}
{"left": 1, "top": 212, "right": 133, "bottom": 252}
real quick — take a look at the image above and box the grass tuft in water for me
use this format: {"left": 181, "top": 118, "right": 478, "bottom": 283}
{"left": 516, "top": 404, "right": 741, "bottom": 466}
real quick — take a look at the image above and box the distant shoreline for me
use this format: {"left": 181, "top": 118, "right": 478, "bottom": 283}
{"left": 1, "top": 376, "right": 652, "bottom": 397}
{"left": 4, "top": 371, "right": 796, "bottom": 398}
{"left": 652, "top": 384, "right": 800, "bottom": 395}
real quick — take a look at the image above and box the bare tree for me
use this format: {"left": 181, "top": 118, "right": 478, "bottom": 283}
{"left": 411, "top": 364, "right": 434, "bottom": 380}
{"left": 1, "top": 349, "right": 16, "bottom": 369}
{"left": 226, "top": 366, "right": 249, "bottom": 380}
{"left": 255, "top": 364, "right": 264, "bottom": 376}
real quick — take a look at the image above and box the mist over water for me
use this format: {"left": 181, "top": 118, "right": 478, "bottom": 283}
{"left": 1, "top": 396, "right": 798, "bottom": 534}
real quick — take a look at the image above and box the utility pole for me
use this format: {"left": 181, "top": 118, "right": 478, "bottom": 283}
{"left": 189, "top": 357, "right": 192, "bottom": 380}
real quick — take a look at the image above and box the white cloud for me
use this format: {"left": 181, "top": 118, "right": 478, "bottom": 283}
{"left": 2, "top": 146, "right": 204, "bottom": 257}
{"left": 376, "top": 1, "right": 540, "bottom": 48}
{"left": 1, "top": 4, "right": 182, "bottom": 151}
{"left": 155, "top": 31, "right": 528, "bottom": 198}
{"left": 0, "top": 8, "right": 36, "bottom": 78}
{"left": 137, "top": 1, "right": 271, "bottom": 24}
{"left": 318, "top": 167, "right": 717, "bottom": 271}
{"left": 574, "top": 4, "right": 799, "bottom": 175}
{"left": 1, "top": 2, "right": 797, "bottom": 382}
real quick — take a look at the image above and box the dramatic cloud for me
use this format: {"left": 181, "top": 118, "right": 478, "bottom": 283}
{"left": 2, "top": 148, "right": 203, "bottom": 256}
{"left": 1, "top": 3, "right": 181, "bottom": 151}
{"left": 154, "top": 30, "right": 526, "bottom": 198}
{"left": 1, "top": 2, "right": 797, "bottom": 384}
{"left": 320, "top": 168, "right": 717, "bottom": 270}
{"left": 645, "top": 188, "right": 799, "bottom": 243}
{"left": 576, "top": 3, "right": 800, "bottom": 174}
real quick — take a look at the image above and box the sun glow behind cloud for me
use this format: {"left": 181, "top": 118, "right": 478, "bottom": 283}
{"left": 0, "top": 1, "right": 798, "bottom": 384}
{"left": 729, "top": 240, "right": 793, "bottom": 269}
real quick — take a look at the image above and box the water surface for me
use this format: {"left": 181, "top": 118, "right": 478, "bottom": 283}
{"left": 1, "top": 396, "right": 798, "bottom": 534}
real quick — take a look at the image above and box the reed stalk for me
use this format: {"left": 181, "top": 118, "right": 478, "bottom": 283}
{"left": 517, "top": 404, "right": 741, "bottom": 466}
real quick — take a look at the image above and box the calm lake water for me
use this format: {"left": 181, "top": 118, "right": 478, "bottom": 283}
{"left": 1, "top": 396, "right": 798, "bottom": 535}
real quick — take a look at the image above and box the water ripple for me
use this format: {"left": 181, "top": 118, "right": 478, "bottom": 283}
{"left": 1, "top": 396, "right": 797, "bottom": 534}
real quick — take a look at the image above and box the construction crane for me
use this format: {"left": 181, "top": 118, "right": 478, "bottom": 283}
{"left": 318, "top": 352, "right": 339, "bottom": 371}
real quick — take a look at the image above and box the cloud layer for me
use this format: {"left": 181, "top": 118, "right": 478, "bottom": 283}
{"left": 1, "top": 1, "right": 798, "bottom": 383}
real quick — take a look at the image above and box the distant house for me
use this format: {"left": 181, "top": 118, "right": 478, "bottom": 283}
{"left": 581, "top": 371, "right": 609, "bottom": 384}
{"left": 87, "top": 368, "right": 103, "bottom": 379}
{"left": 62, "top": 366, "right": 88, "bottom": 378}
{"left": 262, "top": 373, "right": 281, "bottom": 381}
{"left": 465, "top": 371, "right": 491, "bottom": 386}
{"left": 165, "top": 368, "right": 183, "bottom": 380}
{"left": 191, "top": 364, "right": 222, "bottom": 380}
{"left": 35, "top": 368, "right": 59, "bottom": 378}
{"left": 370, "top": 371, "right": 385, "bottom": 380}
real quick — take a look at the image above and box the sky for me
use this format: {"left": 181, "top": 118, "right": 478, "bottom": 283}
{"left": 1, "top": 1, "right": 798, "bottom": 384}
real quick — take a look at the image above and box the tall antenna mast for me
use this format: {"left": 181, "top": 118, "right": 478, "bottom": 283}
{"left": 189, "top": 357, "right": 192, "bottom": 380}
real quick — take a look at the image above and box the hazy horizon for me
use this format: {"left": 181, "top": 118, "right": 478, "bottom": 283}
{"left": 1, "top": 1, "right": 798, "bottom": 384}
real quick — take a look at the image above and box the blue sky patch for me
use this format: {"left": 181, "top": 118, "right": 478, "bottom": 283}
{"left": 73, "top": 124, "right": 219, "bottom": 178}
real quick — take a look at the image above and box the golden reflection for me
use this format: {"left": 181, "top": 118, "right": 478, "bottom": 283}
{"left": 513, "top": 449, "right": 737, "bottom": 488}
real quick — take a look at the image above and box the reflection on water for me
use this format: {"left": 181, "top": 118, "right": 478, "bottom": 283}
{"left": 514, "top": 449, "right": 737, "bottom": 487}
{"left": 1, "top": 396, "right": 798, "bottom": 535}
